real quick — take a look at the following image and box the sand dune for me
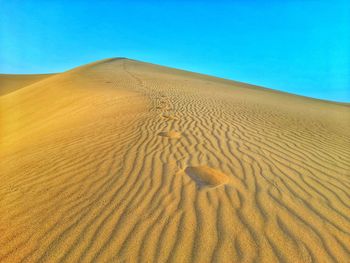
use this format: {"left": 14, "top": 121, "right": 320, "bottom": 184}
{"left": 0, "top": 58, "right": 349, "bottom": 262}
{"left": 0, "top": 74, "right": 55, "bottom": 96}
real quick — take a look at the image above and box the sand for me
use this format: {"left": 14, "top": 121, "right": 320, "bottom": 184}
{"left": 0, "top": 58, "right": 349, "bottom": 262}
{"left": 0, "top": 74, "right": 55, "bottom": 96}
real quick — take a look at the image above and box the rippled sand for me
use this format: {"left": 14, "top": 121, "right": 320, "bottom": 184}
{"left": 1, "top": 58, "right": 349, "bottom": 262}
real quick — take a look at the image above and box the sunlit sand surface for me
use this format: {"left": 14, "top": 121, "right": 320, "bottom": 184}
{"left": 0, "top": 74, "right": 55, "bottom": 96}
{"left": 1, "top": 58, "right": 349, "bottom": 262}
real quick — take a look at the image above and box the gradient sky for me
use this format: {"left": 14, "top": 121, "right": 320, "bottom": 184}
{"left": 1, "top": 0, "right": 349, "bottom": 102}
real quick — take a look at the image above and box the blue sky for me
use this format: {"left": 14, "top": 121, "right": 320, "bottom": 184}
{"left": 0, "top": 0, "right": 349, "bottom": 102}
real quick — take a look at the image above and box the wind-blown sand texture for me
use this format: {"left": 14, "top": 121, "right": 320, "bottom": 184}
{"left": 1, "top": 58, "right": 349, "bottom": 263}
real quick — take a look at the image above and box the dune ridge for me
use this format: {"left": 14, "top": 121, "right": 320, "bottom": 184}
{"left": 0, "top": 74, "right": 55, "bottom": 96}
{"left": 0, "top": 58, "right": 349, "bottom": 262}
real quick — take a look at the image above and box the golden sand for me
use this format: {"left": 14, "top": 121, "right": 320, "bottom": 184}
{"left": 0, "top": 74, "right": 54, "bottom": 96}
{"left": 1, "top": 58, "right": 349, "bottom": 262}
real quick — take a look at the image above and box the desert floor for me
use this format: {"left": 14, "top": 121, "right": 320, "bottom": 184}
{"left": 1, "top": 58, "right": 349, "bottom": 262}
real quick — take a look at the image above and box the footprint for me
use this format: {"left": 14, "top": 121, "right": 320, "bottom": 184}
{"left": 161, "top": 114, "right": 178, "bottom": 121}
{"left": 156, "top": 105, "right": 171, "bottom": 111}
{"left": 158, "top": 130, "right": 181, "bottom": 139}
{"left": 184, "top": 166, "right": 229, "bottom": 189}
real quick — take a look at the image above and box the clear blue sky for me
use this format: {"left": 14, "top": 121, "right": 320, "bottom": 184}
{"left": 1, "top": 0, "right": 349, "bottom": 102}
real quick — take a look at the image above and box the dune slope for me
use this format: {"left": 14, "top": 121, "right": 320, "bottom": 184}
{"left": 0, "top": 58, "right": 349, "bottom": 263}
{"left": 0, "top": 74, "right": 55, "bottom": 96}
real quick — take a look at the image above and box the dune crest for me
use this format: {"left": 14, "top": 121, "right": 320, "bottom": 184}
{"left": 1, "top": 58, "right": 349, "bottom": 262}
{"left": 0, "top": 73, "right": 55, "bottom": 96}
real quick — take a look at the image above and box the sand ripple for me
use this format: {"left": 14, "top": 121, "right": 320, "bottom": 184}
{"left": 1, "top": 58, "right": 349, "bottom": 262}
